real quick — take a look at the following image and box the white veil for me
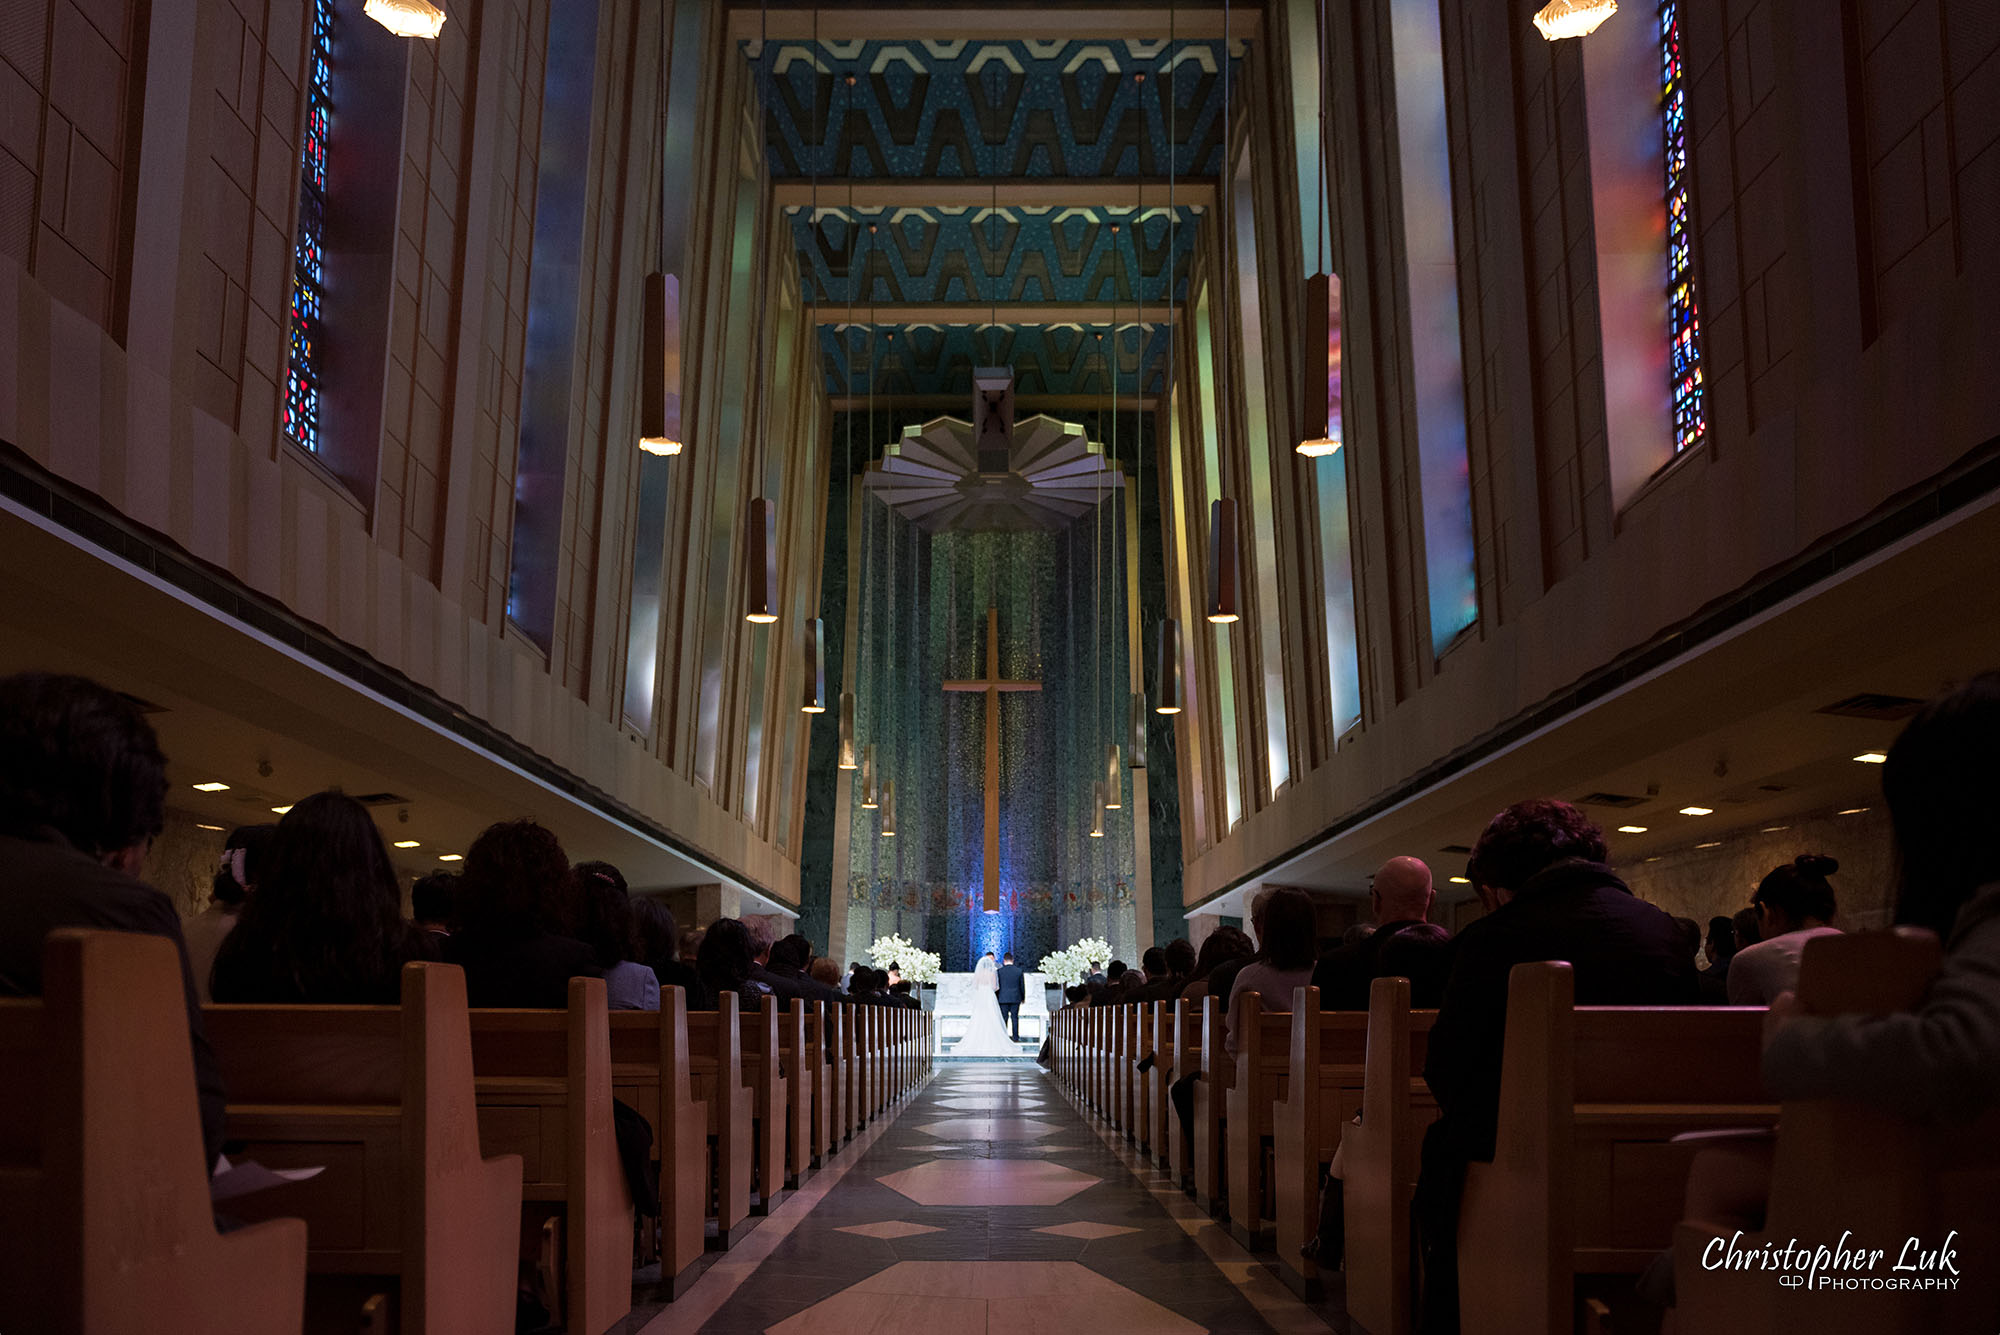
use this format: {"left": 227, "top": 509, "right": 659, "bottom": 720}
{"left": 974, "top": 953, "right": 999, "bottom": 992}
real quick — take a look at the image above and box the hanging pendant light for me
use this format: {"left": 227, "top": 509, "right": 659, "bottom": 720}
{"left": 1298, "top": 272, "right": 1342, "bottom": 457}
{"left": 1089, "top": 783, "right": 1107, "bottom": 838}
{"left": 801, "top": 618, "right": 827, "bottom": 713}
{"left": 1155, "top": 618, "right": 1184, "bottom": 714}
{"left": 1105, "top": 744, "right": 1124, "bottom": 808}
{"left": 1207, "top": 498, "right": 1242, "bottom": 624}
{"left": 640, "top": 273, "right": 684, "bottom": 455}
{"left": 860, "top": 744, "right": 879, "bottom": 808}
{"left": 745, "top": 497, "right": 779, "bottom": 623}
{"left": 1129, "top": 693, "right": 1149, "bottom": 769}
{"left": 1534, "top": 0, "right": 1618, "bottom": 40}
{"left": 881, "top": 779, "right": 898, "bottom": 837}
{"left": 837, "top": 692, "right": 857, "bottom": 768}
{"left": 364, "top": 0, "right": 446, "bottom": 38}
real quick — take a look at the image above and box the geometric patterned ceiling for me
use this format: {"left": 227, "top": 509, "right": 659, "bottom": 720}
{"left": 743, "top": 35, "right": 1246, "bottom": 398}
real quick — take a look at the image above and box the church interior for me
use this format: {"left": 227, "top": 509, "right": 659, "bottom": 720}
{"left": 1, "top": 0, "right": 1996, "bottom": 1331}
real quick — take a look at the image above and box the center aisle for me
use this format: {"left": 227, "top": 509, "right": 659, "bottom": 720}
{"left": 632, "top": 1061, "right": 1340, "bottom": 1335}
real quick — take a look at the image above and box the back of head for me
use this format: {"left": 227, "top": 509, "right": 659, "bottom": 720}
{"left": 631, "top": 895, "right": 678, "bottom": 967}
{"left": 1372, "top": 855, "right": 1436, "bottom": 922}
{"left": 571, "top": 861, "right": 636, "bottom": 967}
{"left": 1106, "top": 960, "right": 1127, "bottom": 981}
{"left": 1884, "top": 672, "right": 2000, "bottom": 936}
{"left": 458, "top": 818, "right": 571, "bottom": 941}
{"left": 1752, "top": 853, "right": 1839, "bottom": 930}
{"left": 1141, "top": 946, "right": 1167, "bottom": 977}
{"left": 1341, "top": 922, "right": 1377, "bottom": 948}
{"left": 1002, "top": 951, "right": 1015, "bottom": 963}
{"left": 0, "top": 672, "right": 166, "bottom": 858}
{"left": 698, "top": 918, "right": 756, "bottom": 993}
{"left": 410, "top": 871, "right": 459, "bottom": 927}
{"left": 771, "top": 932, "right": 813, "bottom": 971}
{"left": 1731, "top": 905, "right": 1762, "bottom": 949}
{"left": 1248, "top": 887, "right": 1277, "bottom": 942}
{"left": 225, "top": 790, "right": 408, "bottom": 996}
{"left": 213, "top": 823, "right": 278, "bottom": 907}
{"left": 1193, "top": 925, "right": 1253, "bottom": 978}
{"left": 1259, "top": 886, "right": 1319, "bottom": 970}
{"left": 809, "top": 956, "right": 841, "bottom": 986}
{"left": 1164, "top": 937, "right": 1197, "bottom": 977}
{"left": 1705, "top": 915, "right": 1736, "bottom": 958}
{"left": 679, "top": 926, "right": 704, "bottom": 961}
{"left": 1671, "top": 915, "right": 1703, "bottom": 959}
{"left": 1466, "top": 799, "right": 1608, "bottom": 895}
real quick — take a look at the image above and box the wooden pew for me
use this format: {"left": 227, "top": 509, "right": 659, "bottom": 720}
{"left": 1165, "top": 997, "right": 1201, "bottom": 1184}
{"left": 740, "top": 995, "right": 789, "bottom": 1214}
{"left": 207, "top": 961, "right": 524, "bottom": 1334}
{"left": 468, "top": 977, "right": 633, "bottom": 1335}
{"left": 1456, "top": 963, "right": 1774, "bottom": 1335}
{"left": 822, "top": 1001, "right": 848, "bottom": 1151}
{"left": 684, "top": 993, "right": 754, "bottom": 1247}
{"left": 1673, "top": 930, "right": 2000, "bottom": 1335}
{"left": 1148, "top": 998, "right": 1184, "bottom": 1168}
{"left": 0, "top": 929, "right": 307, "bottom": 1335}
{"left": 1132, "top": 1001, "right": 1154, "bottom": 1154}
{"left": 1341, "top": 977, "right": 1441, "bottom": 1335}
{"left": 608, "top": 986, "right": 707, "bottom": 1294}
{"left": 1224, "top": 991, "right": 1297, "bottom": 1247}
{"left": 780, "top": 1000, "right": 816, "bottom": 1178}
{"left": 1192, "top": 995, "right": 1232, "bottom": 1212}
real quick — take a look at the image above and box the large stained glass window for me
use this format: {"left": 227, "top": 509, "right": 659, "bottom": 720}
{"left": 1661, "top": 0, "right": 1704, "bottom": 454}
{"left": 283, "top": 0, "right": 333, "bottom": 454}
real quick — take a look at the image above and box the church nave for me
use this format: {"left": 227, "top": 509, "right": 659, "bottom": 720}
{"left": 631, "top": 1064, "right": 1335, "bottom": 1335}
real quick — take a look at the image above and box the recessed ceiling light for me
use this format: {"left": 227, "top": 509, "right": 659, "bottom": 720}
{"left": 1760, "top": 825, "right": 1790, "bottom": 833}
{"left": 1617, "top": 825, "right": 1648, "bottom": 834}
{"left": 1679, "top": 806, "right": 1713, "bottom": 816}
{"left": 270, "top": 804, "right": 293, "bottom": 815}
{"left": 1838, "top": 807, "right": 1869, "bottom": 816}
{"left": 1852, "top": 752, "right": 1888, "bottom": 765}
{"left": 438, "top": 853, "right": 463, "bottom": 862}
{"left": 1644, "top": 856, "right": 1661, "bottom": 863}
{"left": 196, "top": 823, "right": 223, "bottom": 832}
{"left": 393, "top": 840, "right": 421, "bottom": 849}
{"left": 1695, "top": 841, "right": 1722, "bottom": 849}
{"left": 1448, "top": 876, "right": 1470, "bottom": 885}
{"left": 192, "top": 781, "right": 231, "bottom": 792}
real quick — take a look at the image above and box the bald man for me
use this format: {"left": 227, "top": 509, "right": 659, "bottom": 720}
{"left": 1310, "top": 855, "right": 1452, "bottom": 1009}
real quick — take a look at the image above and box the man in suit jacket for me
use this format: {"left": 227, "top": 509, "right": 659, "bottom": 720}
{"left": 0, "top": 673, "right": 228, "bottom": 1174}
{"left": 995, "top": 951, "right": 1027, "bottom": 1040}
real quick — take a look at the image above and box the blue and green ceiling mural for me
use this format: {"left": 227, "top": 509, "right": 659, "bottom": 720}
{"left": 819, "top": 322, "right": 1168, "bottom": 399}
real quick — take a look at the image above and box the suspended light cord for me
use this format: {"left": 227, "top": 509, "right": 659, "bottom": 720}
{"left": 1316, "top": 0, "right": 1328, "bottom": 275}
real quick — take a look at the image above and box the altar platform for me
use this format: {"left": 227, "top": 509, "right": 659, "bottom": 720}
{"left": 930, "top": 971, "right": 1048, "bottom": 1058}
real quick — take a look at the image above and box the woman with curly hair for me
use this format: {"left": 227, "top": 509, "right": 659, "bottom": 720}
{"left": 446, "top": 818, "right": 598, "bottom": 1008}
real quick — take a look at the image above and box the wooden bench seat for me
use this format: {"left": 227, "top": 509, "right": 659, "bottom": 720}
{"left": 608, "top": 986, "right": 708, "bottom": 1294}
{"left": 207, "top": 960, "right": 524, "bottom": 1334}
{"left": 1225, "top": 992, "right": 1297, "bottom": 1246}
{"left": 0, "top": 928, "right": 307, "bottom": 1335}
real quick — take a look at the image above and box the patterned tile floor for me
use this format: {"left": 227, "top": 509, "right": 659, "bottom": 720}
{"left": 626, "top": 1062, "right": 1343, "bottom": 1334}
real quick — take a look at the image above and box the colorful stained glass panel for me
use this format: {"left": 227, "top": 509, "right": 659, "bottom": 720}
{"left": 1660, "top": 0, "right": 1705, "bottom": 454}
{"left": 283, "top": 0, "right": 334, "bottom": 454}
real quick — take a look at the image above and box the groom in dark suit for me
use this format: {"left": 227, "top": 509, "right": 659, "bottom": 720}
{"left": 995, "top": 951, "right": 1027, "bottom": 1042}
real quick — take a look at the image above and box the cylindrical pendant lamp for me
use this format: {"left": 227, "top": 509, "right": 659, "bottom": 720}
{"left": 1297, "top": 273, "right": 1341, "bottom": 457}
{"left": 881, "top": 780, "right": 898, "bottom": 837}
{"left": 1154, "top": 618, "right": 1184, "bottom": 715}
{"left": 1089, "top": 783, "right": 1106, "bottom": 838}
{"left": 837, "top": 691, "right": 857, "bottom": 769}
{"left": 1128, "top": 693, "right": 1149, "bottom": 769}
{"left": 1207, "top": 497, "right": 1242, "bottom": 624}
{"left": 1104, "top": 744, "right": 1123, "bottom": 809}
{"left": 801, "top": 618, "right": 827, "bottom": 713}
{"left": 860, "top": 744, "right": 879, "bottom": 808}
{"left": 640, "top": 272, "right": 684, "bottom": 455}
{"left": 745, "top": 497, "right": 779, "bottom": 624}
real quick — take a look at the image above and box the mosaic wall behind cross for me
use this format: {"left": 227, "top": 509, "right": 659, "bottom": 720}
{"left": 821, "top": 322, "right": 1169, "bottom": 398}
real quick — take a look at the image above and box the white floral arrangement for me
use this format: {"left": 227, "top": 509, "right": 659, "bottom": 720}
{"left": 865, "top": 933, "right": 942, "bottom": 985}
{"left": 1037, "top": 936, "right": 1113, "bottom": 988}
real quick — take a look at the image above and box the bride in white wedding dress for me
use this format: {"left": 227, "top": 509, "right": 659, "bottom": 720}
{"left": 953, "top": 952, "right": 1025, "bottom": 1057}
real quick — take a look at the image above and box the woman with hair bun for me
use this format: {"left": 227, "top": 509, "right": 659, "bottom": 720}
{"left": 1726, "top": 852, "right": 1842, "bottom": 1004}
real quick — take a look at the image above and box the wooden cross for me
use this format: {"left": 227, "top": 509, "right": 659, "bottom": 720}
{"left": 942, "top": 607, "right": 1042, "bottom": 911}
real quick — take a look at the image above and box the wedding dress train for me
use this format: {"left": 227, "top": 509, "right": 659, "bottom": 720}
{"left": 952, "top": 955, "right": 1025, "bottom": 1057}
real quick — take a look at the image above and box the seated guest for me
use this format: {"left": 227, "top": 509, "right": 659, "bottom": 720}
{"left": 1731, "top": 905, "right": 1761, "bottom": 951}
{"left": 695, "top": 918, "right": 770, "bottom": 1008}
{"left": 1698, "top": 914, "right": 1736, "bottom": 1002}
{"left": 447, "top": 819, "right": 598, "bottom": 1008}
{"left": 1313, "top": 856, "right": 1452, "bottom": 1009}
{"left": 889, "top": 980, "right": 919, "bottom": 1007}
{"left": 808, "top": 956, "right": 843, "bottom": 990}
{"left": 1170, "top": 898, "right": 1279, "bottom": 1150}
{"left": 571, "top": 862, "right": 659, "bottom": 1011}
{"left": 1180, "top": 925, "right": 1255, "bottom": 1004}
{"left": 1201, "top": 891, "right": 1276, "bottom": 1011}
{"left": 767, "top": 933, "right": 846, "bottom": 1005}
{"left": 1764, "top": 673, "right": 2000, "bottom": 1120}
{"left": 1416, "top": 799, "right": 1696, "bottom": 1335}
{"left": 1106, "top": 960, "right": 1128, "bottom": 985}
{"left": 211, "top": 792, "right": 433, "bottom": 1004}
{"left": 1127, "top": 946, "right": 1170, "bottom": 998}
{"left": 185, "top": 823, "right": 274, "bottom": 1004}
{"left": 678, "top": 926, "right": 705, "bottom": 963}
{"left": 0, "top": 671, "right": 226, "bottom": 1170}
{"left": 410, "top": 870, "right": 456, "bottom": 947}
{"left": 1727, "top": 854, "right": 1842, "bottom": 1004}
{"left": 747, "top": 926, "right": 803, "bottom": 1003}
{"left": 1225, "top": 887, "right": 1319, "bottom": 1054}
{"left": 632, "top": 895, "right": 707, "bottom": 1008}
{"left": 1085, "top": 959, "right": 1107, "bottom": 986}
{"left": 1129, "top": 937, "right": 1197, "bottom": 1000}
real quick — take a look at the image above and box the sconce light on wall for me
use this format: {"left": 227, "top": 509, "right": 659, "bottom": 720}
{"left": 1154, "top": 619, "right": 1183, "bottom": 715}
{"left": 801, "top": 618, "right": 827, "bottom": 713}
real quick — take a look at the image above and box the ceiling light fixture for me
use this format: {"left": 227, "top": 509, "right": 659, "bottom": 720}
{"left": 1533, "top": 0, "right": 1618, "bottom": 41}
{"left": 1616, "top": 824, "right": 1648, "bottom": 834}
{"left": 802, "top": 617, "right": 827, "bottom": 713}
{"left": 364, "top": 0, "right": 446, "bottom": 39}
{"left": 1695, "top": 841, "right": 1722, "bottom": 849}
{"left": 270, "top": 804, "right": 293, "bottom": 815}
{"left": 1298, "top": 0, "right": 1341, "bottom": 458}
{"left": 1105, "top": 745, "right": 1124, "bottom": 809}
{"left": 1155, "top": 619, "right": 1184, "bottom": 713}
{"left": 1852, "top": 751, "right": 1888, "bottom": 764}
{"left": 1679, "top": 805, "right": 1713, "bottom": 816}
{"left": 196, "top": 823, "right": 224, "bottom": 832}
{"left": 1760, "top": 825, "right": 1790, "bottom": 833}
{"left": 1207, "top": 497, "right": 1242, "bottom": 623}
{"left": 860, "top": 744, "right": 879, "bottom": 809}
{"left": 1089, "top": 783, "right": 1107, "bottom": 838}
{"left": 744, "top": 497, "right": 779, "bottom": 623}
{"left": 193, "top": 781, "right": 231, "bottom": 793}
{"left": 393, "top": 839, "right": 420, "bottom": 849}
{"left": 639, "top": 274, "right": 683, "bottom": 455}
{"left": 1838, "top": 807, "right": 1869, "bottom": 816}
{"left": 837, "top": 691, "right": 858, "bottom": 769}
{"left": 880, "top": 779, "right": 898, "bottom": 837}
{"left": 1448, "top": 875, "right": 1470, "bottom": 885}
{"left": 438, "top": 853, "right": 463, "bottom": 862}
